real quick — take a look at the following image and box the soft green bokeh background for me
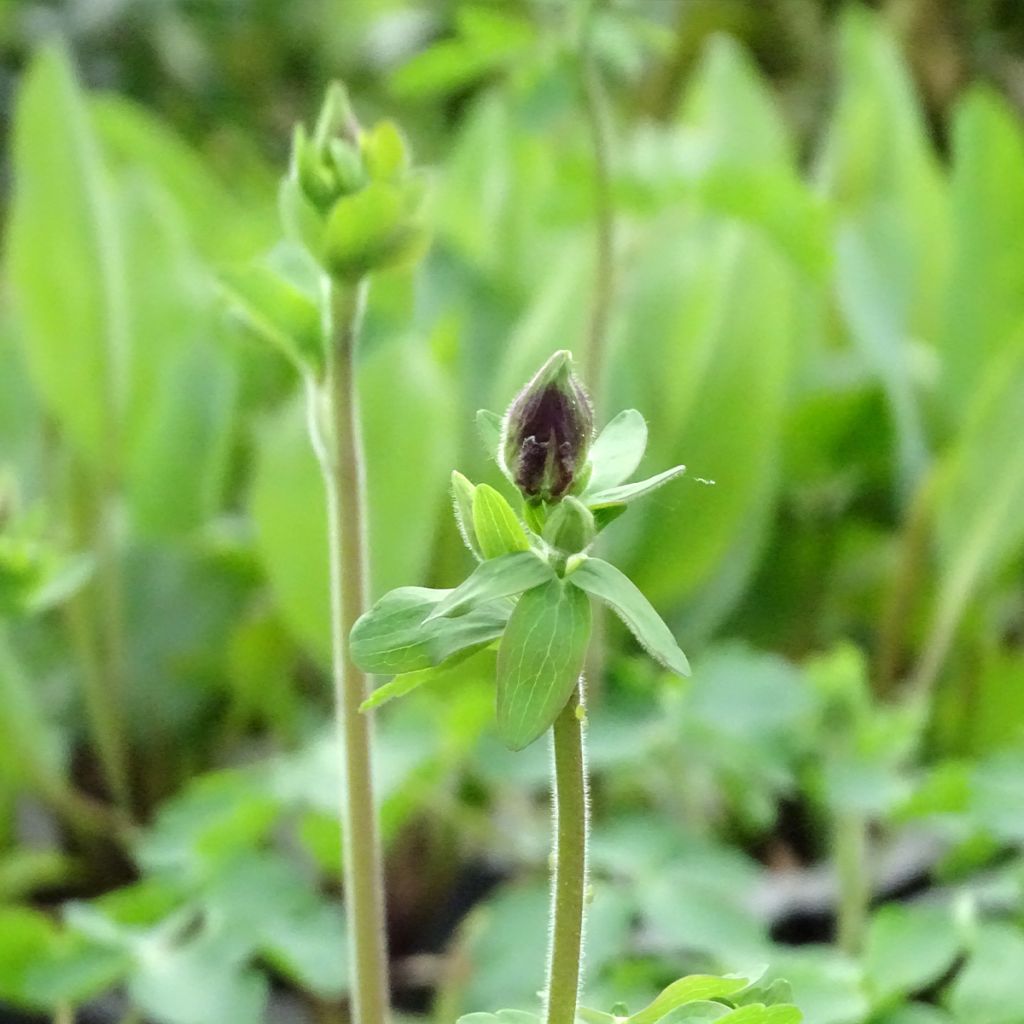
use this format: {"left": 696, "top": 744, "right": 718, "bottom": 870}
{"left": 4, "top": 2, "right": 1024, "bottom": 1023}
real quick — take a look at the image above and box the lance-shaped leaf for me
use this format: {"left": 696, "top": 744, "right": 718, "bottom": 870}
{"left": 451, "top": 471, "right": 481, "bottom": 559}
{"left": 628, "top": 975, "right": 749, "bottom": 1024}
{"left": 586, "top": 464, "right": 687, "bottom": 509}
{"left": 350, "top": 586, "right": 510, "bottom": 674}
{"left": 472, "top": 484, "right": 530, "bottom": 558}
{"left": 425, "top": 551, "right": 553, "bottom": 621}
{"left": 568, "top": 558, "right": 690, "bottom": 676}
{"left": 585, "top": 409, "right": 648, "bottom": 494}
{"left": 496, "top": 578, "right": 591, "bottom": 750}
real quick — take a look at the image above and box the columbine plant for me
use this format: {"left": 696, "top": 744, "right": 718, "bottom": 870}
{"left": 351, "top": 350, "right": 693, "bottom": 1024}
{"left": 276, "top": 82, "right": 427, "bottom": 1024}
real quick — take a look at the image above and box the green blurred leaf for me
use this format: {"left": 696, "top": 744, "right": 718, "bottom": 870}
{"left": 863, "top": 903, "right": 961, "bottom": 1001}
{"left": 7, "top": 45, "right": 128, "bottom": 467}
{"left": 629, "top": 975, "right": 749, "bottom": 1024}
{"left": 940, "top": 87, "right": 1024, "bottom": 412}
{"left": 922, "top": 343, "right": 1024, "bottom": 690}
{"left": 947, "top": 922, "right": 1024, "bottom": 1024}
{"left": 250, "top": 337, "right": 456, "bottom": 659}
{"left": 496, "top": 578, "right": 590, "bottom": 750}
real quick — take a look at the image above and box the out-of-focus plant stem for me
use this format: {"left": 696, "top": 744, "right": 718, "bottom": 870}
{"left": 65, "top": 464, "right": 133, "bottom": 817}
{"left": 835, "top": 811, "right": 869, "bottom": 956}
{"left": 311, "top": 277, "right": 390, "bottom": 1024}
{"left": 546, "top": 686, "right": 588, "bottom": 1024}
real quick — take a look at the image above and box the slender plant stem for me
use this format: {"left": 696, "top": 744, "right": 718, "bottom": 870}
{"left": 579, "top": 7, "right": 616, "bottom": 398}
{"left": 315, "top": 278, "right": 390, "bottom": 1024}
{"left": 546, "top": 685, "right": 589, "bottom": 1024}
{"left": 835, "top": 811, "right": 869, "bottom": 956}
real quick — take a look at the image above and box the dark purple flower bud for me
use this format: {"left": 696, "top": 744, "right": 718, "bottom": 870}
{"left": 502, "top": 350, "right": 594, "bottom": 501}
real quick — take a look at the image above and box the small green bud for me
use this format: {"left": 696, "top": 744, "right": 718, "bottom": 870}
{"left": 542, "top": 496, "right": 595, "bottom": 554}
{"left": 502, "top": 350, "right": 594, "bottom": 502}
{"left": 281, "top": 82, "right": 428, "bottom": 281}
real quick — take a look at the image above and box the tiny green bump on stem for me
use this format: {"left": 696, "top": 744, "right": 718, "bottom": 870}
{"left": 546, "top": 684, "right": 589, "bottom": 1024}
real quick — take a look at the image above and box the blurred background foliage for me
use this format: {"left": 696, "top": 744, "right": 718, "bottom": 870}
{"left": 4, "top": 0, "right": 1024, "bottom": 1022}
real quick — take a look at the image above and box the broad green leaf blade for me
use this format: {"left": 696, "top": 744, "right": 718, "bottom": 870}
{"left": 587, "top": 464, "right": 687, "bottom": 508}
{"left": 586, "top": 409, "right": 648, "bottom": 494}
{"left": 125, "top": 340, "right": 236, "bottom": 538}
{"left": 476, "top": 409, "right": 504, "bottom": 462}
{"left": 919, "top": 342, "right": 1024, "bottom": 691}
{"left": 426, "top": 551, "right": 553, "bottom": 621}
{"left": 350, "top": 587, "right": 510, "bottom": 675}
{"left": 629, "top": 975, "right": 749, "bottom": 1024}
{"left": 940, "top": 87, "right": 1024, "bottom": 414}
{"left": 568, "top": 558, "right": 690, "bottom": 676}
{"left": 496, "top": 579, "right": 590, "bottom": 750}
{"left": 250, "top": 338, "right": 456, "bottom": 660}
{"left": 472, "top": 484, "right": 530, "bottom": 558}
{"left": 863, "top": 904, "right": 960, "bottom": 1001}
{"left": 219, "top": 248, "right": 322, "bottom": 374}
{"left": 7, "top": 46, "right": 128, "bottom": 468}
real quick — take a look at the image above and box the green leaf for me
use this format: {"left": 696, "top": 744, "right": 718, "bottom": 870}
{"left": 629, "top": 975, "right": 750, "bottom": 1024}
{"left": 323, "top": 180, "right": 425, "bottom": 280}
{"left": 940, "top": 87, "right": 1024, "bottom": 413}
{"left": 586, "top": 409, "right": 648, "bottom": 494}
{"left": 568, "top": 558, "right": 690, "bottom": 676}
{"left": 717, "top": 1007, "right": 801, "bottom": 1024}
{"left": 452, "top": 470, "right": 482, "bottom": 558}
{"left": 947, "top": 922, "right": 1024, "bottom": 1024}
{"left": 351, "top": 587, "right": 510, "bottom": 675}
{"left": 250, "top": 338, "right": 456, "bottom": 660}
{"left": 496, "top": 579, "right": 590, "bottom": 750}
{"left": 426, "top": 551, "right": 553, "bottom": 621}
{"left": 863, "top": 903, "right": 961, "bottom": 1001}
{"left": 587, "top": 464, "right": 687, "bottom": 508}
{"left": 219, "top": 246, "right": 322, "bottom": 374}
{"left": 921, "top": 342, "right": 1024, "bottom": 690}
{"left": 125, "top": 340, "right": 237, "bottom": 538}
{"left": 6, "top": 45, "right": 128, "bottom": 468}
{"left": 472, "top": 484, "right": 530, "bottom": 558}
{"left": 360, "top": 648, "right": 497, "bottom": 712}
{"left": 362, "top": 120, "right": 410, "bottom": 181}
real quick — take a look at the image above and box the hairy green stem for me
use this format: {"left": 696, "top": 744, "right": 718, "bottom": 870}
{"left": 315, "top": 278, "right": 390, "bottom": 1024}
{"left": 835, "top": 812, "right": 869, "bottom": 956}
{"left": 546, "top": 686, "right": 589, "bottom": 1024}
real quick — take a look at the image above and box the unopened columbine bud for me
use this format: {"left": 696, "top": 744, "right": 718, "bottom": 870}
{"left": 502, "top": 350, "right": 594, "bottom": 502}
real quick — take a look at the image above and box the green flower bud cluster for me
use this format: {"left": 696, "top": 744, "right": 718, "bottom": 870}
{"left": 280, "top": 81, "right": 428, "bottom": 282}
